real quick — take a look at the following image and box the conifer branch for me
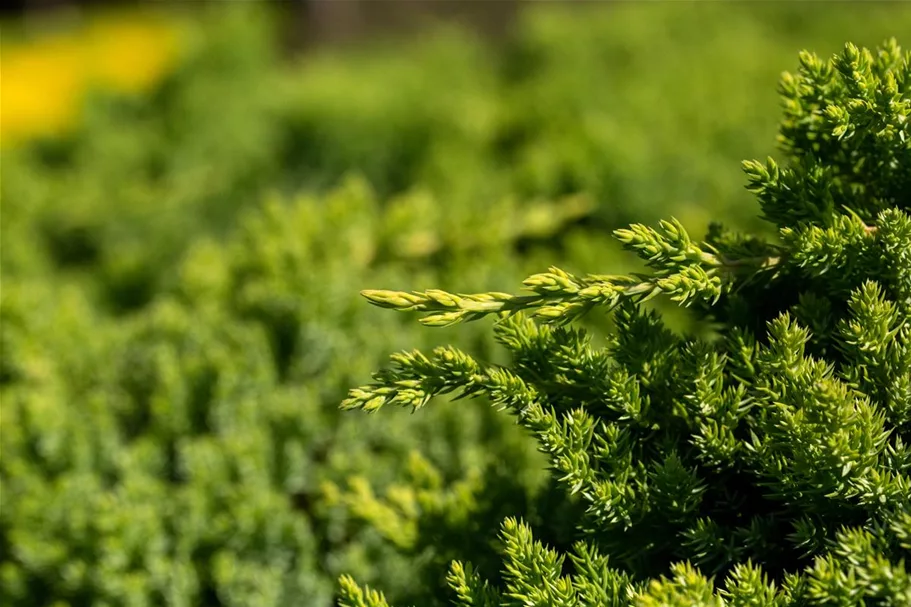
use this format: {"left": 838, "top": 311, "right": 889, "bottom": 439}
{"left": 362, "top": 219, "right": 788, "bottom": 326}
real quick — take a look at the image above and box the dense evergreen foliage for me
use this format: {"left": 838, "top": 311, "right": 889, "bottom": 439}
{"left": 341, "top": 39, "right": 911, "bottom": 606}
{"left": 2, "top": 4, "right": 909, "bottom": 606}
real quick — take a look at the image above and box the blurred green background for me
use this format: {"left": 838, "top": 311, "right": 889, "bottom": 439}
{"left": 2, "top": 2, "right": 910, "bottom": 606}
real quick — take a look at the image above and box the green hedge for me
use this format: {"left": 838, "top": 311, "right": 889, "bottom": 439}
{"left": 2, "top": 3, "right": 910, "bottom": 606}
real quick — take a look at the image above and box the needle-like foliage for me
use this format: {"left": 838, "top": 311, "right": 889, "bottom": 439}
{"left": 341, "top": 40, "right": 911, "bottom": 606}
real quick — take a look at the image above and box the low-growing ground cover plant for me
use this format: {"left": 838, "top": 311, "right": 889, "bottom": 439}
{"left": 3, "top": 4, "right": 911, "bottom": 606}
{"left": 340, "top": 40, "right": 911, "bottom": 606}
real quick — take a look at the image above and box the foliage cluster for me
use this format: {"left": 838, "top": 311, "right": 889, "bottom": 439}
{"left": 342, "top": 38, "right": 911, "bottom": 606}
{"left": 1, "top": 4, "right": 910, "bottom": 606}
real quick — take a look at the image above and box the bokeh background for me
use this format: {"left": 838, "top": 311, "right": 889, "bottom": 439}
{"left": 2, "top": 2, "right": 910, "bottom": 606}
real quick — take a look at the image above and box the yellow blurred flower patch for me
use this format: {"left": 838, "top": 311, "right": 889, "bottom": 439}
{"left": 0, "top": 11, "right": 184, "bottom": 147}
